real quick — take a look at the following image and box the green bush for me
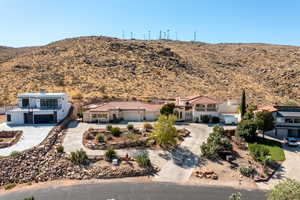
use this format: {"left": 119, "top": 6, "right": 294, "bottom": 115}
{"left": 211, "top": 116, "right": 220, "bottom": 123}
{"left": 106, "top": 125, "right": 113, "bottom": 131}
{"left": 201, "top": 115, "right": 210, "bottom": 123}
{"left": 96, "top": 134, "right": 105, "bottom": 143}
{"left": 160, "top": 103, "right": 175, "bottom": 115}
{"left": 105, "top": 147, "right": 117, "bottom": 161}
{"left": 236, "top": 120, "right": 257, "bottom": 141}
{"left": 127, "top": 124, "right": 134, "bottom": 130}
{"left": 107, "top": 136, "right": 113, "bottom": 140}
{"left": 249, "top": 143, "right": 270, "bottom": 162}
{"left": 135, "top": 152, "right": 151, "bottom": 167}
{"left": 240, "top": 167, "right": 253, "bottom": 177}
{"left": 4, "top": 183, "right": 16, "bottom": 190}
{"left": 111, "top": 127, "right": 121, "bottom": 137}
{"left": 56, "top": 146, "right": 64, "bottom": 153}
{"left": 267, "top": 178, "right": 300, "bottom": 200}
{"left": 70, "top": 149, "right": 88, "bottom": 165}
{"left": 10, "top": 151, "right": 20, "bottom": 156}
{"left": 201, "top": 142, "right": 218, "bottom": 159}
{"left": 24, "top": 197, "right": 35, "bottom": 200}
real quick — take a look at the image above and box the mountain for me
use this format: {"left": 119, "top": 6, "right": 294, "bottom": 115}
{"left": 0, "top": 36, "right": 299, "bottom": 105}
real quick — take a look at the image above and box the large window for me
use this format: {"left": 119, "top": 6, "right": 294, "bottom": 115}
{"left": 207, "top": 104, "right": 216, "bottom": 111}
{"left": 294, "top": 118, "right": 300, "bottom": 123}
{"left": 40, "top": 99, "right": 58, "bottom": 108}
{"left": 92, "top": 113, "right": 108, "bottom": 119}
{"left": 7, "top": 114, "right": 11, "bottom": 122}
{"left": 195, "top": 104, "right": 205, "bottom": 111}
{"left": 22, "top": 98, "right": 29, "bottom": 107}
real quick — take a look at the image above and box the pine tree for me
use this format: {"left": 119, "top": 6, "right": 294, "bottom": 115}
{"left": 240, "top": 89, "right": 246, "bottom": 118}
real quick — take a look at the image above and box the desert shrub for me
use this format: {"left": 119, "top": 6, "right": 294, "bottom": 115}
{"left": 240, "top": 167, "right": 253, "bottom": 177}
{"left": 107, "top": 136, "right": 113, "bottom": 140}
{"left": 111, "top": 127, "right": 121, "bottom": 137}
{"left": 211, "top": 116, "right": 220, "bottom": 123}
{"left": 160, "top": 103, "right": 175, "bottom": 115}
{"left": 127, "top": 124, "right": 134, "bottom": 130}
{"left": 135, "top": 152, "right": 151, "bottom": 167}
{"left": 220, "top": 138, "right": 233, "bottom": 151}
{"left": 10, "top": 151, "right": 20, "bottom": 156}
{"left": 127, "top": 133, "right": 139, "bottom": 140}
{"left": 24, "top": 197, "right": 35, "bottom": 200}
{"left": 4, "top": 183, "right": 16, "bottom": 190}
{"left": 201, "top": 142, "right": 218, "bottom": 159}
{"left": 236, "top": 120, "right": 257, "bottom": 141}
{"left": 56, "top": 146, "right": 64, "bottom": 153}
{"left": 201, "top": 115, "right": 210, "bottom": 123}
{"left": 106, "top": 125, "right": 113, "bottom": 131}
{"left": 105, "top": 147, "right": 117, "bottom": 161}
{"left": 249, "top": 143, "right": 270, "bottom": 162}
{"left": 229, "top": 192, "right": 241, "bottom": 200}
{"left": 70, "top": 149, "right": 88, "bottom": 165}
{"left": 96, "top": 134, "right": 105, "bottom": 143}
{"left": 85, "top": 133, "right": 93, "bottom": 140}
{"left": 267, "top": 178, "right": 300, "bottom": 200}
{"left": 0, "top": 138, "right": 3, "bottom": 142}
{"left": 143, "top": 122, "right": 153, "bottom": 130}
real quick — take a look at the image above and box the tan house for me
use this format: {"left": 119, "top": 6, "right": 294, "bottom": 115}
{"left": 174, "top": 95, "right": 240, "bottom": 123}
{"left": 83, "top": 101, "right": 162, "bottom": 123}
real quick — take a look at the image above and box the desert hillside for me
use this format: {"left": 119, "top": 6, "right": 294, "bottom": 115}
{"left": 0, "top": 36, "right": 299, "bottom": 105}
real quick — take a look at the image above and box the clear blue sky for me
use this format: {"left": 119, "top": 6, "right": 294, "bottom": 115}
{"left": 1, "top": 0, "right": 300, "bottom": 47}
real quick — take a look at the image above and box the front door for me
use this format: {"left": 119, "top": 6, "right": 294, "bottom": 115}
{"left": 24, "top": 112, "right": 33, "bottom": 124}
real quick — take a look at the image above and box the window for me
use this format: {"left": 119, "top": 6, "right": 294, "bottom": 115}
{"left": 195, "top": 104, "right": 205, "bottom": 111}
{"left": 92, "top": 113, "right": 108, "bottom": 119}
{"left": 22, "top": 98, "right": 29, "bottom": 107}
{"left": 7, "top": 114, "right": 11, "bottom": 122}
{"left": 40, "top": 99, "right": 58, "bottom": 108}
{"left": 295, "top": 118, "right": 300, "bottom": 123}
{"left": 285, "top": 118, "right": 293, "bottom": 123}
{"left": 207, "top": 104, "right": 216, "bottom": 111}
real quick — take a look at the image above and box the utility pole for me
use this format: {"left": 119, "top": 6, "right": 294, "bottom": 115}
{"left": 148, "top": 30, "right": 151, "bottom": 40}
{"left": 167, "top": 29, "right": 170, "bottom": 40}
{"left": 193, "top": 31, "right": 197, "bottom": 42}
{"left": 131, "top": 32, "right": 133, "bottom": 39}
{"left": 159, "top": 30, "right": 162, "bottom": 40}
{"left": 122, "top": 30, "right": 125, "bottom": 39}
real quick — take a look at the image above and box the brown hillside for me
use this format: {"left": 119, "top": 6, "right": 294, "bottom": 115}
{"left": 0, "top": 36, "right": 299, "bottom": 105}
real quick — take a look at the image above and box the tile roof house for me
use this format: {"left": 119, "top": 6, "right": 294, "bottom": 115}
{"left": 83, "top": 101, "right": 162, "bottom": 123}
{"left": 174, "top": 95, "right": 240, "bottom": 123}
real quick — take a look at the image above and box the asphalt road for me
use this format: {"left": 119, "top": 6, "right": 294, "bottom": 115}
{"left": 0, "top": 182, "right": 266, "bottom": 200}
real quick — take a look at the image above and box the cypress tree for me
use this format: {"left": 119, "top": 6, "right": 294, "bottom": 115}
{"left": 240, "top": 89, "right": 246, "bottom": 118}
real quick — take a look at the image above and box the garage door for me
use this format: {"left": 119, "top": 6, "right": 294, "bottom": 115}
{"left": 34, "top": 114, "right": 55, "bottom": 124}
{"left": 122, "top": 111, "right": 141, "bottom": 121}
{"left": 145, "top": 112, "right": 159, "bottom": 121}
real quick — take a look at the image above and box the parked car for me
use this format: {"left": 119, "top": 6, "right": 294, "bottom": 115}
{"left": 284, "top": 137, "right": 298, "bottom": 147}
{"left": 223, "top": 115, "right": 238, "bottom": 125}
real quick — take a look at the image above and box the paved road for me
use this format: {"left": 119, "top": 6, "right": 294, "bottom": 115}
{"left": 0, "top": 123, "right": 54, "bottom": 156}
{"left": 0, "top": 182, "right": 266, "bottom": 200}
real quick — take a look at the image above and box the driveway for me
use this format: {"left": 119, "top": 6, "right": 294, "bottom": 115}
{"left": 0, "top": 123, "right": 54, "bottom": 156}
{"left": 63, "top": 121, "right": 212, "bottom": 183}
{"left": 257, "top": 142, "right": 300, "bottom": 189}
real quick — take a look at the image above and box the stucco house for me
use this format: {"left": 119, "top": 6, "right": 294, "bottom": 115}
{"left": 174, "top": 95, "right": 240, "bottom": 123}
{"left": 83, "top": 101, "right": 162, "bottom": 123}
{"left": 6, "top": 91, "right": 71, "bottom": 124}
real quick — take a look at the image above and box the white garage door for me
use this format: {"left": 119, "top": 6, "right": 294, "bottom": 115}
{"left": 145, "top": 112, "right": 159, "bottom": 121}
{"left": 122, "top": 111, "right": 141, "bottom": 121}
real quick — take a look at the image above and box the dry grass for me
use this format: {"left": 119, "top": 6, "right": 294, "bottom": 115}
{"left": 0, "top": 36, "right": 299, "bottom": 105}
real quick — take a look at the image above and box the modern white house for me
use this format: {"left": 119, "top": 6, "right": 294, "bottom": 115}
{"left": 6, "top": 91, "right": 71, "bottom": 125}
{"left": 174, "top": 95, "right": 240, "bottom": 123}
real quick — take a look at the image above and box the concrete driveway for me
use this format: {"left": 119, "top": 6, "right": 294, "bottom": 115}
{"left": 258, "top": 142, "right": 300, "bottom": 189}
{"left": 63, "top": 121, "right": 213, "bottom": 183}
{"left": 0, "top": 123, "right": 54, "bottom": 156}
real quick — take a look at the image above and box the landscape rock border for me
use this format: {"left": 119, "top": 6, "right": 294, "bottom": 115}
{"left": 0, "top": 130, "right": 22, "bottom": 149}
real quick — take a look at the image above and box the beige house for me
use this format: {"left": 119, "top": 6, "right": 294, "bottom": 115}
{"left": 83, "top": 101, "right": 162, "bottom": 123}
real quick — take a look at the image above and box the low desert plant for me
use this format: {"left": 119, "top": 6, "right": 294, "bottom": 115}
{"left": 135, "top": 152, "right": 151, "bottom": 167}
{"left": 0, "top": 138, "right": 3, "bottom": 142}
{"left": 107, "top": 136, "right": 113, "bottom": 140}
{"left": 127, "top": 124, "right": 134, "bottom": 130}
{"left": 228, "top": 192, "right": 241, "bottom": 200}
{"left": 143, "top": 122, "right": 153, "bottom": 130}
{"left": 10, "top": 151, "right": 20, "bottom": 156}
{"left": 111, "top": 127, "right": 121, "bottom": 137}
{"left": 56, "top": 145, "right": 64, "bottom": 153}
{"left": 105, "top": 147, "right": 117, "bottom": 161}
{"left": 96, "top": 134, "right": 105, "bottom": 143}
{"left": 23, "top": 197, "right": 35, "bottom": 200}
{"left": 70, "top": 149, "right": 88, "bottom": 165}
{"left": 239, "top": 167, "right": 253, "bottom": 177}
{"left": 249, "top": 143, "right": 270, "bottom": 162}
{"left": 85, "top": 133, "right": 94, "bottom": 140}
{"left": 4, "top": 183, "right": 16, "bottom": 190}
{"left": 127, "top": 133, "right": 139, "bottom": 140}
{"left": 106, "top": 125, "right": 113, "bottom": 131}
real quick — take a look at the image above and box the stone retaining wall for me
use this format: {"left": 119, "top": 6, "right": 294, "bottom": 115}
{"left": 0, "top": 131, "right": 22, "bottom": 148}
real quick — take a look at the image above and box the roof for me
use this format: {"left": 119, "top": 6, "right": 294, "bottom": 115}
{"left": 277, "top": 111, "right": 300, "bottom": 118}
{"left": 254, "top": 105, "right": 278, "bottom": 113}
{"left": 18, "top": 93, "right": 66, "bottom": 98}
{"left": 89, "top": 101, "right": 162, "bottom": 112}
{"left": 274, "top": 106, "right": 300, "bottom": 112}
{"left": 188, "top": 96, "right": 219, "bottom": 104}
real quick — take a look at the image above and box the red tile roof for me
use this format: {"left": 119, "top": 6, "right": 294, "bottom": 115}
{"left": 187, "top": 96, "right": 219, "bottom": 104}
{"left": 89, "top": 101, "right": 162, "bottom": 112}
{"left": 254, "top": 105, "right": 278, "bottom": 113}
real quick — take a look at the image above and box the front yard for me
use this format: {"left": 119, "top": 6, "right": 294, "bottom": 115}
{"left": 248, "top": 137, "right": 285, "bottom": 162}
